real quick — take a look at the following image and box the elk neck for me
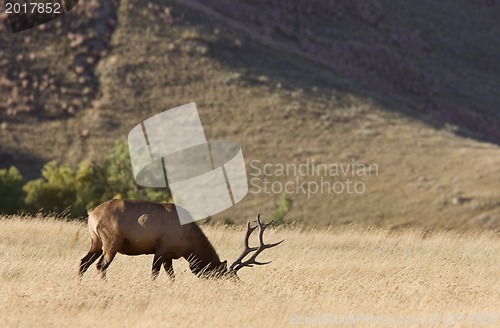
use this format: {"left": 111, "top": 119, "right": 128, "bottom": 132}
{"left": 183, "top": 223, "right": 223, "bottom": 275}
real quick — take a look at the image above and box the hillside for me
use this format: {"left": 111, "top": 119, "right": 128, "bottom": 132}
{"left": 1, "top": 0, "right": 500, "bottom": 229}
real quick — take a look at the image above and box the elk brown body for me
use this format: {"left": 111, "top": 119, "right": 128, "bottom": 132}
{"left": 79, "top": 199, "right": 283, "bottom": 280}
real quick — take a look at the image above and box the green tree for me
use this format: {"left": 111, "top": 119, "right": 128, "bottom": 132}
{"left": 74, "top": 160, "right": 109, "bottom": 215}
{"left": 0, "top": 166, "right": 25, "bottom": 214}
{"left": 22, "top": 142, "right": 172, "bottom": 218}
{"left": 23, "top": 161, "right": 77, "bottom": 216}
{"left": 102, "top": 141, "right": 171, "bottom": 202}
{"left": 103, "top": 141, "right": 138, "bottom": 199}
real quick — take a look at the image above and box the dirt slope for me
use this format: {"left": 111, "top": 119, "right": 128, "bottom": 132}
{"left": 0, "top": 0, "right": 500, "bottom": 229}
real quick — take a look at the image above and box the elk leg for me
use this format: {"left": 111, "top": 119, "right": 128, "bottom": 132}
{"left": 95, "top": 254, "right": 105, "bottom": 278}
{"left": 151, "top": 254, "right": 163, "bottom": 280}
{"left": 80, "top": 227, "right": 103, "bottom": 278}
{"left": 79, "top": 248, "right": 103, "bottom": 277}
{"left": 163, "top": 258, "right": 175, "bottom": 280}
{"left": 96, "top": 249, "right": 117, "bottom": 280}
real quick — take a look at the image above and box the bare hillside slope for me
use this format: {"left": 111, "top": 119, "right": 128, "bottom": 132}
{"left": 0, "top": 0, "right": 500, "bottom": 229}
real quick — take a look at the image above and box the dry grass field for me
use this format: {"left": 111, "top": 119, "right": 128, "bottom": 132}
{"left": 0, "top": 216, "right": 498, "bottom": 327}
{"left": 1, "top": 1, "right": 499, "bottom": 326}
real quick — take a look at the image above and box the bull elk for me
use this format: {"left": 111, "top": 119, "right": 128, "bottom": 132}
{"left": 79, "top": 199, "right": 283, "bottom": 279}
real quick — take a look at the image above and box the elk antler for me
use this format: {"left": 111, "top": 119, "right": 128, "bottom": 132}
{"left": 229, "top": 214, "right": 284, "bottom": 272}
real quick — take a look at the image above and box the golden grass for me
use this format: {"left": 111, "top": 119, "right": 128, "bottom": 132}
{"left": 0, "top": 216, "right": 498, "bottom": 327}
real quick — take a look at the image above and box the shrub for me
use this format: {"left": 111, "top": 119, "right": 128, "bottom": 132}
{"left": 223, "top": 218, "right": 235, "bottom": 225}
{"left": 23, "top": 142, "right": 172, "bottom": 218}
{"left": 0, "top": 166, "right": 25, "bottom": 214}
{"left": 23, "top": 161, "right": 77, "bottom": 216}
{"left": 272, "top": 193, "right": 293, "bottom": 225}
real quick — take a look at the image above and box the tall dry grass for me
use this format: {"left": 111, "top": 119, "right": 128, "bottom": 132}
{"left": 0, "top": 216, "right": 498, "bottom": 327}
